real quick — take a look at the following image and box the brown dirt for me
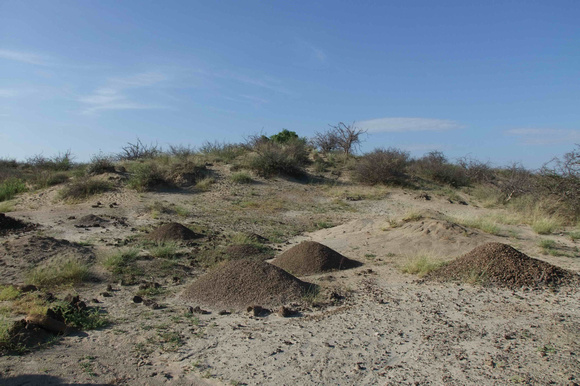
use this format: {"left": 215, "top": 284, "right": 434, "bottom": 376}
{"left": 74, "top": 214, "right": 109, "bottom": 228}
{"left": 272, "top": 241, "right": 362, "bottom": 276}
{"left": 182, "top": 259, "right": 314, "bottom": 310}
{"left": 427, "top": 242, "right": 579, "bottom": 288}
{"left": 224, "top": 244, "right": 271, "bottom": 260}
{"left": 0, "top": 213, "right": 36, "bottom": 236}
{"left": 147, "top": 222, "right": 202, "bottom": 242}
{"left": 0, "top": 235, "right": 96, "bottom": 285}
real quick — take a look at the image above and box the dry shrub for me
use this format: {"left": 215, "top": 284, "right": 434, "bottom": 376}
{"left": 60, "top": 177, "right": 112, "bottom": 200}
{"left": 353, "top": 148, "right": 410, "bottom": 185}
{"left": 411, "top": 151, "right": 469, "bottom": 187}
{"left": 249, "top": 138, "right": 309, "bottom": 178}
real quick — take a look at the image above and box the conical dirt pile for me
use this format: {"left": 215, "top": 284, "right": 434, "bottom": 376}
{"left": 147, "top": 222, "right": 201, "bottom": 242}
{"left": 272, "top": 241, "right": 362, "bottom": 276}
{"left": 0, "top": 213, "right": 36, "bottom": 236}
{"left": 182, "top": 259, "right": 314, "bottom": 310}
{"left": 427, "top": 242, "right": 578, "bottom": 288}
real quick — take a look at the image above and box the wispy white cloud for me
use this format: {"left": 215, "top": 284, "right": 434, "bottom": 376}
{"left": 79, "top": 72, "right": 169, "bottom": 115}
{"left": 0, "top": 87, "right": 38, "bottom": 98}
{"left": 0, "top": 49, "right": 52, "bottom": 66}
{"left": 357, "top": 117, "right": 464, "bottom": 133}
{"left": 505, "top": 128, "right": 580, "bottom": 145}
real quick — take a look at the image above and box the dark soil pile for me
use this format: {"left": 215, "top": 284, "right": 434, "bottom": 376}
{"left": 0, "top": 236, "right": 95, "bottom": 284}
{"left": 427, "top": 242, "right": 578, "bottom": 288}
{"left": 272, "top": 241, "right": 362, "bottom": 276}
{"left": 147, "top": 222, "right": 201, "bottom": 242}
{"left": 74, "top": 214, "right": 109, "bottom": 228}
{"left": 225, "top": 244, "right": 272, "bottom": 260}
{"left": 182, "top": 259, "right": 314, "bottom": 309}
{"left": 0, "top": 213, "right": 36, "bottom": 236}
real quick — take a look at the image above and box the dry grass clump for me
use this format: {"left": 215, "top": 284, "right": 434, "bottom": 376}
{"left": 59, "top": 177, "right": 112, "bottom": 201}
{"left": 248, "top": 135, "right": 310, "bottom": 178}
{"left": 26, "top": 259, "right": 91, "bottom": 287}
{"left": 400, "top": 253, "right": 447, "bottom": 277}
{"left": 126, "top": 156, "right": 208, "bottom": 191}
{"left": 445, "top": 214, "right": 502, "bottom": 235}
{"left": 230, "top": 172, "right": 253, "bottom": 184}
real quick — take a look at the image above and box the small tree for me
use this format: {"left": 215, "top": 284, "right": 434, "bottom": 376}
{"left": 328, "top": 122, "right": 366, "bottom": 156}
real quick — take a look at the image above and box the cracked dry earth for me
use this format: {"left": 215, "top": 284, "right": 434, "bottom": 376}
{"left": 0, "top": 181, "right": 579, "bottom": 385}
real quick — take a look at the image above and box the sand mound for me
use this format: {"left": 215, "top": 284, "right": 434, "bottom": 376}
{"left": 225, "top": 244, "right": 271, "bottom": 260}
{"left": 147, "top": 222, "right": 201, "bottom": 242}
{"left": 0, "top": 213, "right": 36, "bottom": 236}
{"left": 74, "top": 214, "right": 109, "bottom": 228}
{"left": 427, "top": 242, "right": 578, "bottom": 288}
{"left": 0, "top": 235, "right": 96, "bottom": 284}
{"left": 182, "top": 259, "right": 313, "bottom": 309}
{"left": 400, "top": 219, "right": 475, "bottom": 239}
{"left": 272, "top": 241, "right": 362, "bottom": 276}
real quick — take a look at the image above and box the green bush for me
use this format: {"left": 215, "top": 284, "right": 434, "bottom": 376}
{"left": 270, "top": 129, "right": 299, "bottom": 144}
{"left": 354, "top": 148, "right": 410, "bottom": 185}
{"left": 0, "top": 178, "right": 27, "bottom": 202}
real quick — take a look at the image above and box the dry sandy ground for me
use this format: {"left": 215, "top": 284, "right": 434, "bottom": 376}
{"left": 0, "top": 179, "right": 579, "bottom": 385}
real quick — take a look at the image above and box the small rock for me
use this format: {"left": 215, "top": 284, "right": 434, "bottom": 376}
{"left": 100, "top": 292, "right": 112, "bottom": 297}
{"left": 133, "top": 296, "right": 143, "bottom": 303}
{"left": 218, "top": 310, "right": 231, "bottom": 316}
{"left": 248, "top": 305, "right": 268, "bottom": 317}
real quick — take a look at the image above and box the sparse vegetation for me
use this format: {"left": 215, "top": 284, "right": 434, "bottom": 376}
{"left": 400, "top": 254, "right": 446, "bottom": 277}
{"left": 102, "top": 248, "right": 140, "bottom": 275}
{"left": 60, "top": 177, "right": 112, "bottom": 201}
{"left": 27, "top": 259, "right": 91, "bottom": 287}
{"left": 230, "top": 172, "right": 253, "bottom": 184}
{"left": 0, "top": 178, "right": 27, "bottom": 202}
{"left": 148, "top": 242, "right": 179, "bottom": 259}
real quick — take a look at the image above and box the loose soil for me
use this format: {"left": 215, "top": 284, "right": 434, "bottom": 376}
{"left": 182, "top": 259, "right": 314, "bottom": 310}
{"left": 147, "top": 222, "right": 202, "bottom": 242}
{"left": 0, "top": 235, "right": 95, "bottom": 285}
{"left": 427, "top": 242, "right": 579, "bottom": 288}
{"left": 0, "top": 213, "right": 36, "bottom": 236}
{"left": 73, "top": 214, "right": 109, "bottom": 228}
{"left": 224, "top": 244, "right": 271, "bottom": 260}
{"left": 272, "top": 240, "right": 362, "bottom": 276}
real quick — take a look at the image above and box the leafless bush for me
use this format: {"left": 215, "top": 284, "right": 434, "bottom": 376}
{"left": 117, "top": 139, "right": 161, "bottom": 160}
{"left": 354, "top": 148, "right": 410, "bottom": 185}
{"left": 26, "top": 150, "right": 74, "bottom": 171}
{"left": 457, "top": 156, "right": 494, "bottom": 183}
{"left": 167, "top": 144, "right": 197, "bottom": 158}
{"left": 411, "top": 151, "right": 469, "bottom": 187}
{"left": 312, "top": 130, "right": 339, "bottom": 153}
{"left": 495, "top": 163, "right": 535, "bottom": 202}
{"left": 537, "top": 144, "right": 580, "bottom": 218}
{"left": 327, "top": 122, "right": 367, "bottom": 156}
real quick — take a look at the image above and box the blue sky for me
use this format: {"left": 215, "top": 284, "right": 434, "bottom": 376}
{"left": 1, "top": 1, "right": 579, "bottom": 168}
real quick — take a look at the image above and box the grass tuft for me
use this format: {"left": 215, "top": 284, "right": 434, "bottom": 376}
{"left": 27, "top": 259, "right": 91, "bottom": 287}
{"left": 401, "top": 254, "right": 446, "bottom": 277}
{"left": 531, "top": 218, "right": 559, "bottom": 235}
{"left": 230, "top": 172, "right": 253, "bottom": 184}
{"left": 0, "top": 178, "right": 27, "bottom": 202}
{"left": 60, "top": 177, "right": 111, "bottom": 201}
{"left": 102, "top": 248, "right": 140, "bottom": 274}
